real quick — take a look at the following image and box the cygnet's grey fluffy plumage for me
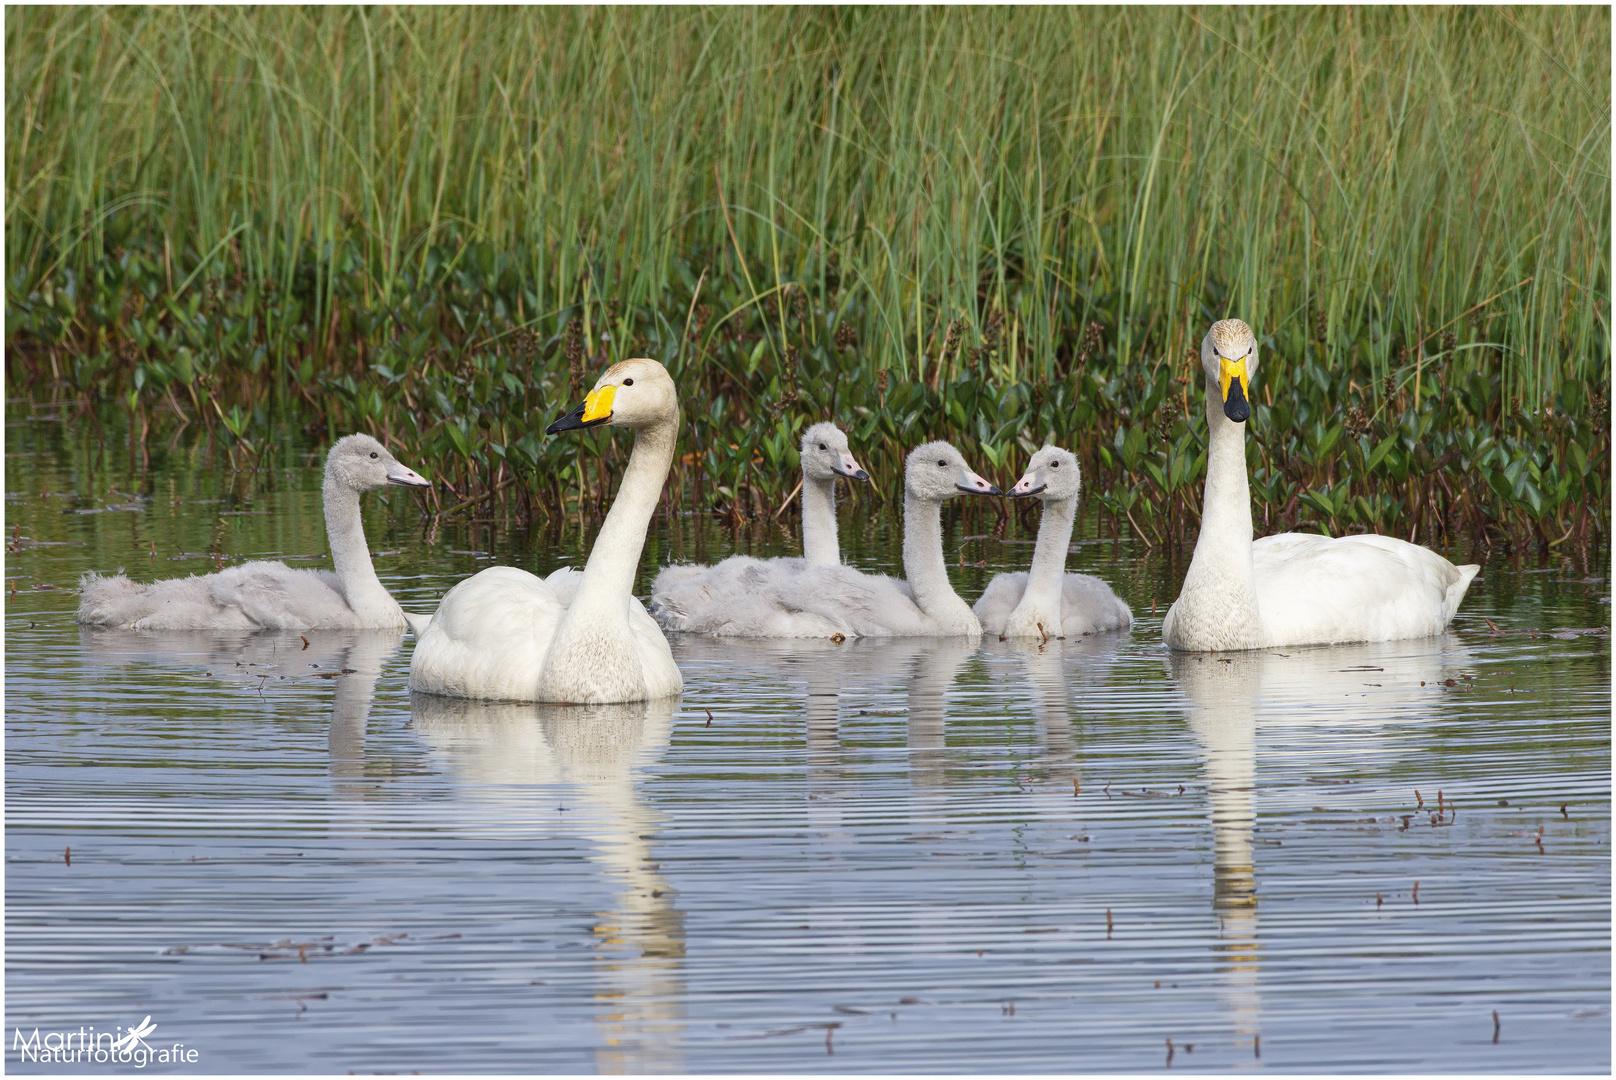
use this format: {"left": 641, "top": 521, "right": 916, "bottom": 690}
{"left": 76, "top": 434, "right": 433, "bottom": 632}
{"left": 651, "top": 440, "right": 999, "bottom": 638}
{"left": 973, "top": 445, "right": 1132, "bottom": 638}
{"left": 649, "top": 422, "right": 871, "bottom": 635}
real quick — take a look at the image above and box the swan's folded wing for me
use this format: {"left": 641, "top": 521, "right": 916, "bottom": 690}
{"left": 648, "top": 557, "right": 842, "bottom": 637}
{"left": 208, "top": 562, "right": 361, "bottom": 631}
{"left": 409, "top": 566, "right": 565, "bottom": 700}
{"left": 77, "top": 570, "right": 258, "bottom": 631}
{"left": 544, "top": 565, "right": 585, "bottom": 607}
{"left": 1253, "top": 533, "right": 1464, "bottom": 645}
{"left": 1059, "top": 573, "right": 1133, "bottom": 635}
{"left": 775, "top": 564, "right": 935, "bottom": 638}
{"left": 972, "top": 571, "right": 1028, "bottom": 635}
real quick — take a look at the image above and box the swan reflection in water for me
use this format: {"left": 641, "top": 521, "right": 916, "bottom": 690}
{"left": 980, "top": 631, "right": 1131, "bottom": 781}
{"left": 673, "top": 633, "right": 1121, "bottom": 831}
{"left": 410, "top": 691, "right": 685, "bottom": 1073}
{"left": 1168, "top": 634, "right": 1470, "bottom": 1055}
{"left": 79, "top": 625, "right": 413, "bottom": 803}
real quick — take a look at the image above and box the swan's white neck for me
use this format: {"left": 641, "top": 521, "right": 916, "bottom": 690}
{"left": 537, "top": 417, "right": 677, "bottom": 701}
{"left": 1166, "top": 375, "right": 1262, "bottom": 649}
{"left": 1026, "top": 495, "right": 1077, "bottom": 603}
{"left": 903, "top": 494, "right": 981, "bottom": 635}
{"left": 324, "top": 476, "right": 405, "bottom": 627}
{"left": 800, "top": 474, "right": 840, "bottom": 566}
{"left": 1006, "top": 494, "right": 1077, "bottom": 636}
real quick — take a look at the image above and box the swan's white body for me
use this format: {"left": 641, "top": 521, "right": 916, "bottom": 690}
{"left": 409, "top": 359, "right": 683, "bottom": 703}
{"left": 973, "top": 446, "right": 1132, "bottom": 639}
{"left": 75, "top": 435, "right": 433, "bottom": 632}
{"left": 1162, "top": 319, "right": 1478, "bottom": 651}
{"left": 649, "top": 441, "right": 998, "bottom": 638}
{"left": 648, "top": 422, "right": 868, "bottom": 633}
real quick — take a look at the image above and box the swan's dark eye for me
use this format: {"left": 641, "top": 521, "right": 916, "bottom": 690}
{"left": 370, "top": 452, "right": 378, "bottom": 459}
{"left": 622, "top": 377, "right": 634, "bottom": 386}
{"left": 1050, "top": 460, "right": 1059, "bottom": 468}
{"left": 938, "top": 459, "right": 947, "bottom": 467}
{"left": 818, "top": 443, "right": 827, "bottom": 451}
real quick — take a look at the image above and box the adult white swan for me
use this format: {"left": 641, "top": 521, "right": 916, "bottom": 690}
{"left": 647, "top": 422, "right": 867, "bottom": 627}
{"left": 649, "top": 441, "right": 999, "bottom": 638}
{"left": 75, "top": 434, "right": 432, "bottom": 632}
{"left": 973, "top": 445, "right": 1132, "bottom": 639}
{"left": 409, "top": 358, "right": 683, "bottom": 703}
{"left": 1162, "top": 319, "right": 1479, "bottom": 651}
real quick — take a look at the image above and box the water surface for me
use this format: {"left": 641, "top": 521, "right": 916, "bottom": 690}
{"left": 6, "top": 416, "right": 1610, "bottom": 1072}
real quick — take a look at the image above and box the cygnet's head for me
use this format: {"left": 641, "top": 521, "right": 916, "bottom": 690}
{"left": 1007, "top": 445, "right": 1081, "bottom": 501}
{"left": 799, "top": 422, "right": 868, "bottom": 483}
{"left": 904, "top": 441, "right": 1001, "bottom": 502}
{"left": 1201, "top": 319, "right": 1258, "bottom": 423}
{"left": 325, "top": 434, "right": 430, "bottom": 491}
{"left": 546, "top": 358, "right": 678, "bottom": 434}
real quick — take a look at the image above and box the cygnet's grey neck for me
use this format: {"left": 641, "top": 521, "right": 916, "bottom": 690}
{"left": 323, "top": 474, "right": 403, "bottom": 626}
{"left": 1024, "top": 494, "right": 1078, "bottom": 605}
{"left": 800, "top": 473, "right": 841, "bottom": 566}
{"left": 902, "top": 493, "right": 980, "bottom": 635}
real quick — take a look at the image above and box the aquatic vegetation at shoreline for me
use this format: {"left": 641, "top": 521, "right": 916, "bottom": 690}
{"left": 6, "top": 7, "right": 1608, "bottom": 551}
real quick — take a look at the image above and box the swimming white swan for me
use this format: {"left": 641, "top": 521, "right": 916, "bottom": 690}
{"left": 409, "top": 358, "right": 684, "bottom": 703}
{"left": 647, "top": 422, "right": 868, "bottom": 628}
{"left": 649, "top": 441, "right": 999, "bottom": 638}
{"left": 973, "top": 445, "right": 1133, "bottom": 639}
{"left": 1162, "top": 319, "right": 1479, "bottom": 651}
{"left": 75, "top": 435, "right": 433, "bottom": 632}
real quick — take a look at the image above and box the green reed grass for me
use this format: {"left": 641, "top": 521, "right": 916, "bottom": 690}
{"left": 6, "top": 7, "right": 1610, "bottom": 549}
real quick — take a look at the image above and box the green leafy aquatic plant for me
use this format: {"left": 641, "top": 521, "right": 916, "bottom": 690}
{"left": 5, "top": 7, "right": 1608, "bottom": 552}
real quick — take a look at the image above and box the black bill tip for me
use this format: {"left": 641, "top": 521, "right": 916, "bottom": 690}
{"left": 1223, "top": 378, "right": 1251, "bottom": 423}
{"left": 546, "top": 400, "right": 608, "bottom": 435}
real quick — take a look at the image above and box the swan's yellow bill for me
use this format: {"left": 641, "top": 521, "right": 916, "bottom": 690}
{"left": 1219, "top": 355, "right": 1248, "bottom": 405}
{"left": 582, "top": 384, "right": 616, "bottom": 424}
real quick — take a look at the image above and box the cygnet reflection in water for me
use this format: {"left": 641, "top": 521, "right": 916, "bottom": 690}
{"left": 671, "top": 635, "right": 984, "bottom": 797}
{"left": 78, "top": 625, "right": 409, "bottom": 799}
{"left": 979, "top": 630, "right": 1131, "bottom": 779}
{"left": 1167, "top": 634, "right": 1472, "bottom": 1051}
{"left": 408, "top": 692, "right": 685, "bottom": 1073}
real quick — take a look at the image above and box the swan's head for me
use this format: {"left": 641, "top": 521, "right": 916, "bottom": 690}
{"left": 1201, "top": 319, "right": 1258, "bottom": 423}
{"left": 905, "top": 441, "right": 1001, "bottom": 502}
{"left": 799, "top": 422, "right": 868, "bottom": 482}
{"left": 546, "top": 358, "right": 678, "bottom": 434}
{"left": 1007, "top": 445, "right": 1081, "bottom": 501}
{"left": 326, "top": 434, "right": 431, "bottom": 491}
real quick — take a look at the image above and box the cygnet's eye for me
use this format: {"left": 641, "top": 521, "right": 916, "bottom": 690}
{"left": 819, "top": 443, "right": 827, "bottom": 451}
{"left": 938, "top": 459, "right": 947, "bottom": 467}
{"left": 622, "top": 377, "right": 634, "bottom": 386}
{"left": 370, "top": 452, "right": 379, "bottom": 459}
{"left": 1050, "top": 460, "right": 1059, "bottom": 468}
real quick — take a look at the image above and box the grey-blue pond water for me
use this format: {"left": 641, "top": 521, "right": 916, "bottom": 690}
{"left": 5, "top": 421, "right": 1610, "bottom": 1072}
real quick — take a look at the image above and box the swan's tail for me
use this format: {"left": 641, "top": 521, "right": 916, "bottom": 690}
{"left": 646, "top": 594, "right": 691, "bottom": 633}
{"left": 75, "top": 570, "right": 145, "bottom": 626}
{"left": 1446, "top": 563, "right": 1481, "bottom": 623}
